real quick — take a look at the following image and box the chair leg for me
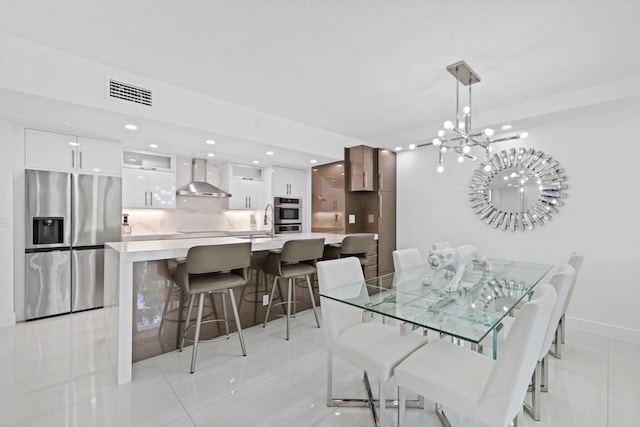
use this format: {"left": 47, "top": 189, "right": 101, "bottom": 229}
{"left": 221, "top": 291, "right": 230, "bottom": 337}
{"left": 176, "top": 288, "right": 185, "bottom": 348}
{"left": 541, "top": 353, "right": 549, "bottom": 392}
{"left": 379, "top": 379, "right": 386, "bottom": 427}
{"left": 190, "top": 293, "right": 205, "bottom": 374}
{"left": 180, "top": 294, "right": 196, "bottom": 352}
{"left": 227, "top": 288, "right": 246, "bottom": 356}
{"left": 286, "top": 277, "right": 293, "bottom": 340}
{"left": 326, "top": 351, "right": 333, "bottom": 406}
{"left": 523, "top": 359, "right": 541, "bottom": 421}
{"left": 398, "top": 386, "right": 406, "bottom": 427}
{"left": 560, "top": 313, "right": 566, "bottom": 344}
{"left": 435, "top": 403, "right": 453, "bottom": 427}
{"left": 263, "top": 276, "right": 279, "bottom": 327}
{"left": 549, "top": 324, "right": 562, "bottom": 359}
{"left": 305, "top": 274, "right": 321, "bottom": 328}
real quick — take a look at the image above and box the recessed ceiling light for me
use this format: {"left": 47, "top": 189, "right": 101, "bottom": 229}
{"left": 205, "top": 139, "right": 216, "bottom": 145}
{"left": 310, "top": 159, "right": 317, "bottom": 164}
{"left": 501, "top": 124, "right": 512, "bottom": 130}
{"left": 124, "top": 124, "right": 138, "bottom": 131}
{"left": 128, "top": 158, "right": 137, "bottom": 162}
{"left": 336, "top": 164, "right": 343, "bottom": 168}
{"left": 253, "top": 160, "right": 259, "bottom": 164}
{"left": 313, "top": 168, "right": 318, "bottom": 172}
{"left": 208, "top": 153, "right": 215, "bottom": 157}
{"left": 149, "top": 143, "right": 158, "bottom": 149}
{"left": 395, "top": 146, "right": 402, "bottom": 151}
{"left": 409, "top": 144, "right": 416, "bottom": 150}
{"left": 266, "top": 151, "right": 274, "bottom": 156}
{"left": 68, "top": 142, "right": 79, "bottom": 146}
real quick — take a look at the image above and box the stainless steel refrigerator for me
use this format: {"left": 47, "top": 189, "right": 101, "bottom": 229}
{"left": 25, "top": 169, "right": 121, "bottom": 320}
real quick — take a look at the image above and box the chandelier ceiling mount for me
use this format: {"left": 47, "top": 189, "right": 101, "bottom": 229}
{"left": 421, "top": 61, "right": 528, "bottom": 173}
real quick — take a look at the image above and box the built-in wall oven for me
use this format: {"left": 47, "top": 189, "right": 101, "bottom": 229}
{"left": 274, "top": 197, "right": 301, "bottom": 233}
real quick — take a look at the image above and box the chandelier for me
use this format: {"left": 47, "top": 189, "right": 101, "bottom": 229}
{"left": 423, "top": 61, "right": 528, "bottom": 173}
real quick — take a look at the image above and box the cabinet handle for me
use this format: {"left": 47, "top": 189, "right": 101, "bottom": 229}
{"left": 379, "top": 173, "right": 383, "bottom": 190}
{"left": 150, "top": 192, "right": 153, "bottom": 206}
{"left": 79, "top": 151, "right": 83, "bottom": 169}
{"left": 71, "top": 151, "right": 75, "bottom": 168}
{"left": 248, "top": 197, "right": 251, "bottom": 208}
{"left": 363, "top": 172, "right": 367, "bottom": 188}
{"left": 145, "top": 191, "right": 148, "bottom": 206}
{"left": 379, "top": 194, "right": 382, "bottom": 218}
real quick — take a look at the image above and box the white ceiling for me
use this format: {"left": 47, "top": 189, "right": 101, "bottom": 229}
{"left": 1, "top": 0, "right": 639, "bottom": 160}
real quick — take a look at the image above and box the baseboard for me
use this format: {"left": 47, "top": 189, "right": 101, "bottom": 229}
{"left": 0, "top": 311, "right": 16, "bottom": 328}
{"left": 566, "top": 316, "right": 640, "bottom": 345}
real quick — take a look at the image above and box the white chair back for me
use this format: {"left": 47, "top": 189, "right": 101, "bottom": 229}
{"left": 392, "top": 248, "right": 423, "bottom": 271}
{"left": 317, "top": 257, "right": 367, "bottom": 350}
{"left": 477, "top": 284, "right": 557, "bottom": 427}
{"left": 539, "top": 264, "right": 575, "bottom": 358}
{"left": 563, "top": 251, "right": 585, "bottom": 314}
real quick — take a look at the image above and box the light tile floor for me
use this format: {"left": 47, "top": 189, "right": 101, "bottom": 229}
{"left": 1, "top": 309, "right": 639, "bottom": 426}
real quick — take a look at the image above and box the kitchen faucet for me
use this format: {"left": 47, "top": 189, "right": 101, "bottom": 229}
{"left": 264, "top": 203, "right": 274, "bottom": 237}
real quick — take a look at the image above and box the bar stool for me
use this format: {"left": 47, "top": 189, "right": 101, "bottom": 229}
{"left": 324, "top": 233, "right": 375, "bottom": 272}
{"left": 262, "top": 238, "right": 325, "bottom": 340}
{"left": 175, "top": 242, "right": 251, "bottom": 373}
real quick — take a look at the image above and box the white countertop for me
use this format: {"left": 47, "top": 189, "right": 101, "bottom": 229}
{"left": 106, "top": 233, "right": 354, "bottom": 262}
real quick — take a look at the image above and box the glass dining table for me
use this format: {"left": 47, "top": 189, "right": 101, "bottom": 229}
{"left": 319, "top": 258, "right": 553, "bottom": 359}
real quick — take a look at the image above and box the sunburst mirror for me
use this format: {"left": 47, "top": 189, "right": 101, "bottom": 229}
{"left": 469, "top": 148, "right": 568, "bottom": 231}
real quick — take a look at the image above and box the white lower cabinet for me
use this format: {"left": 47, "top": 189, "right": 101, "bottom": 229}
{"left": 122, "top": 168, "right": 176, "bottom": 208}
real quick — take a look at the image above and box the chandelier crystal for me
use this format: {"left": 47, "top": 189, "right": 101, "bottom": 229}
{"left": 427, "top": 61, "right": 528, "bottom": 173}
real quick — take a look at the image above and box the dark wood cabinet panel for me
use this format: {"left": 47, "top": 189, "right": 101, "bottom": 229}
{"left": 345, "top": 145, "right": 375, "bottom": 191}
{"left": 376, "top": 149, "right": 396, "bottom": 193}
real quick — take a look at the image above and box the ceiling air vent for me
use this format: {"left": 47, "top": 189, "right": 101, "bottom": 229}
{"left": 108, "top": 79, "right": 152, "bottom": 106}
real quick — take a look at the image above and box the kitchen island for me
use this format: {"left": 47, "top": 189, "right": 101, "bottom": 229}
{"left": 104, "top": 233, "right": 350, "bottom": 385}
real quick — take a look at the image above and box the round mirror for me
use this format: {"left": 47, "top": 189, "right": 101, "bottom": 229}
{"left": 469, "top": 148, "right": 568, "bottom": 231}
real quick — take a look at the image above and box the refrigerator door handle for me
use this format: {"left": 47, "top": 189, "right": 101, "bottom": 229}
{"left": 79, "top": 151, "right": 83, "bottom": 169}
{"left": 71, "top": 150, "right": 75, "bottom": 168}
{"left": 150, "top": 192, "right": 153, "bottom": 206}
{"left": 145, "top": 191, "right": 148, "bottom": 206}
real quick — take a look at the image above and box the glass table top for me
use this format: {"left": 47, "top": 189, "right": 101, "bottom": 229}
{"left": 319, "top": 259, "right": 553, "bottom": 344}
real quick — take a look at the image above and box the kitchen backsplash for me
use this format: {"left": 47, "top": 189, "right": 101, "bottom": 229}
{"left": 123, "top": 201, "right": 270, "bottom": 235}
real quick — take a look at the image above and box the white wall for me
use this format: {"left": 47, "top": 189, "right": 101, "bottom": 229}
{"left": 397, "top": 103, "right": 640, "bottom": 344}
{"left": 0, "top": 119, "right": 15, "bottom": 326}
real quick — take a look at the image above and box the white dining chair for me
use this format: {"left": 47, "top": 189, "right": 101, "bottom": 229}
{"left": 317, "top": 257, "right": 427, "bottom": 427}
{"left": 478, "top": 264, "right": 574, "bottom": 420}
{"left": 395, "top": 283, "right": 557, "bottom": 427}
{"left": 392, "top": 248, "right": 424, "bottom": 271}
{"left": 559, "top": 251, "right": 585, "bottom": 345}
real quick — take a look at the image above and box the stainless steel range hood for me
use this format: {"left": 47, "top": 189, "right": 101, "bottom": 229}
{"left": 176, "top": 158, "right": 231, "bottom": 198}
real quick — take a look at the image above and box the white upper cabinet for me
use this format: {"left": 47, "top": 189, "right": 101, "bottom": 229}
{"left": 25, "top": 129, "right": 121, "bottom": 176}
{"left": 122, "top": 150, "right": 174, "bottom": 172}
{"left": 272, "top": 166, "right": 306, "bottom": 197}
{"left": 122, "top": 168, "right": 176, "bottom": 209}
{"left": 227, "top": 163, "right": 265, "bottom": 210}
{"left": 228, "top": 179, "right": 264, "bottom": 209}
{"left": 121, "top": 149, "right": 176, "bottom": 208}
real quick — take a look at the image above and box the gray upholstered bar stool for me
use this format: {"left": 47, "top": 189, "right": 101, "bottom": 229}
{"left": 324, "top": 233, "right": 375, "bottom": 272}
{"left": 175, "top": 242, "right": 251, "bottom": 373}
{"left": 262, "top": 238, "right": 325, "bottom": 340}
